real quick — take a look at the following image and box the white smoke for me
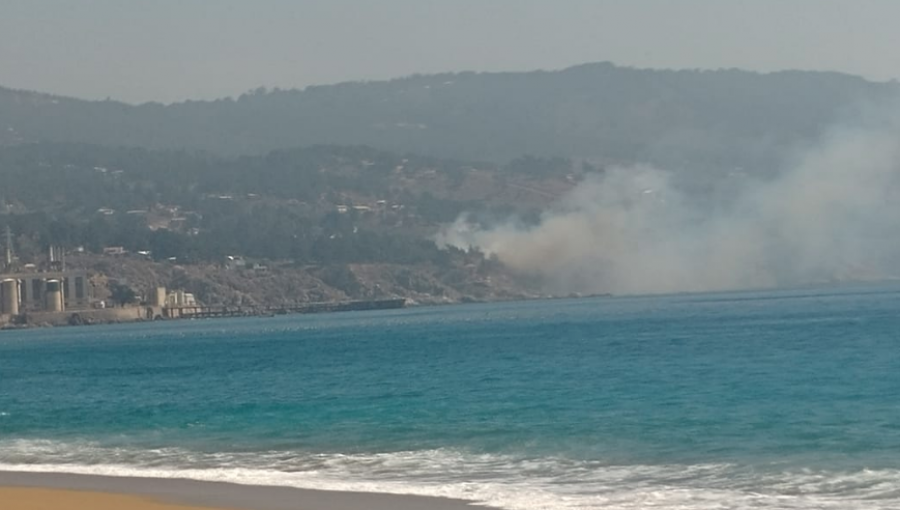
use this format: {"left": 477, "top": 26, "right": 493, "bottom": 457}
{"left": 437, "top": 111, "right": 900, "bottom": 295}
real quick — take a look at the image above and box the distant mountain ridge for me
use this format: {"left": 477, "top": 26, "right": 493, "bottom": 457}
{"left": 2, "top": 62, "right": 899, "bottom": 169}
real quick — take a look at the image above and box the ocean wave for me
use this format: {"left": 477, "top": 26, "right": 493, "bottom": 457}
{"left": 2, "top": 439, "right": 900, "bottom": 510}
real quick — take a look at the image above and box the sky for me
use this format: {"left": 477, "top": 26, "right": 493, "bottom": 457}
{"left": 2, "top": 0, "right": 899, "bottom": 104}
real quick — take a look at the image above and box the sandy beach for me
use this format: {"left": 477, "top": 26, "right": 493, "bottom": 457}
{"left": 0, "top": 487, "right": 230, "bottom": 510}
{"left": 0, "top": 472, "right": 482, "bottom": 510}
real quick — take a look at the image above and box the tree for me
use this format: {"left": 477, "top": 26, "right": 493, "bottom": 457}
{"left": 109, "top": 283, "right": 137, "bottom": 306}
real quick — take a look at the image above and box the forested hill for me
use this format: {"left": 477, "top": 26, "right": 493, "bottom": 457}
{"left": 0, "top": 142, "right": 576, "bottom": 264}
{"left": 3, "top": 63, "right": 898, "bottom": 169}
{"left": 0, "top": 142, "right": 564, "bottom": 304}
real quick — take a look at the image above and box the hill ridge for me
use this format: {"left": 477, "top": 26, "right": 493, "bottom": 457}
{"left": 2, "top": 62, "right": 898, "bottom": 166}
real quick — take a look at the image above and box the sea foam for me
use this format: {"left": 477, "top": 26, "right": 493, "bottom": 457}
{"left": 2, "top": 439, "right": 899, "bottom": 510}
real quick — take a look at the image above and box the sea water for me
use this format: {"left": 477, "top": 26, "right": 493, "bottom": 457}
{"left": 3, "top": 285, "right": 900, "bottom": 509}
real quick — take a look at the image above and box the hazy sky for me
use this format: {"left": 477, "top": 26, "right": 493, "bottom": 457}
{"left": 2, "top": 0, "right": 899, "bottom": 104}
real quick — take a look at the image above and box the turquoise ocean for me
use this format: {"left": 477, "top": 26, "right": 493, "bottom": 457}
{"left": 3, "top": 285, "right": 900, "bottom": 509}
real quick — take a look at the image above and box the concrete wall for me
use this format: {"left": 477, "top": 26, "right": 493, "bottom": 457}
{"left": 24, "top": 307, "right": 145, "bottom": 327}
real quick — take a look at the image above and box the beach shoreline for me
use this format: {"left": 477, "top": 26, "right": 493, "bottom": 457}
{"left": 0, "top": 471, "right": 483, "bottom": 510}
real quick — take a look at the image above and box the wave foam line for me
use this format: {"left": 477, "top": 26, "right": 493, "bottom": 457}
{"left": 3, "top": 439, "right": 900, "bottom": 510}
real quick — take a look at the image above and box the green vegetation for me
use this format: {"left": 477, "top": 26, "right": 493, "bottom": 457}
{"left": 0, "top": 142, "right": 568, "bottom": 267}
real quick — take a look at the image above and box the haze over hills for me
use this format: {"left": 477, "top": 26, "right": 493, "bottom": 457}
{"left": 3, "top": 62, "right": 899, "bottom": 169}
{"left": 4, "top": 62, "right": 900, "bottom": 305}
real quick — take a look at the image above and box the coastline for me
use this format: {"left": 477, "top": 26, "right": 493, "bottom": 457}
{"left": 0, "top": 298, "right": 411, "bottom": 330}
{"left": 0, "top": 471, "right": 484, "bottom": 510}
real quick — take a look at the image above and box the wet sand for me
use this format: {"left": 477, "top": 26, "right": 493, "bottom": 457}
{"left": 0, "top": 471, "right": 482, "bottom": 510}
{"left": 0, "top": 487, "right": 229, "bottom": 510}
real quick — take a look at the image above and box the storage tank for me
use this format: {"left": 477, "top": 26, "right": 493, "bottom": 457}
{"left": 45, "top": 279, "right": 64, "bottom": 312}
{"left": 153, "top": 287, "right": 167, "bottom": 307}
{"left": 1, "top": 279, "right": 19, "bottom": 316}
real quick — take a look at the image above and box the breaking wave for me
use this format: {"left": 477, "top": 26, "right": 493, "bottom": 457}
{"left": 2, "top": 439, "right": 900, "bottom": 510}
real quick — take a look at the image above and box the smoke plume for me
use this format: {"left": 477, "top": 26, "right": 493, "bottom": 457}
{"left": 437, "top": 111, "right": 900, "bottom": 295}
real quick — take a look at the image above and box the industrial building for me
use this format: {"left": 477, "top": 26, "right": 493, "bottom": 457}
{"left": 0, "top": 270, "right": 91, "bottom": 315}
{"left": 1, "top": 226, "right": 92, "bottom": 316}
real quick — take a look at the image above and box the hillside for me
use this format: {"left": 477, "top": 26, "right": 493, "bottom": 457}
{"left": 0, "top": 142, "right": 577, "bottom": 251}
{"left": 0, "top": 143, "right": 574, "bottom": 305}
{"left": 4, "top": 64, "right": 900, "bottom": 302}
{"left": 3, "top": 63, "right": 898, "bottom": 170}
